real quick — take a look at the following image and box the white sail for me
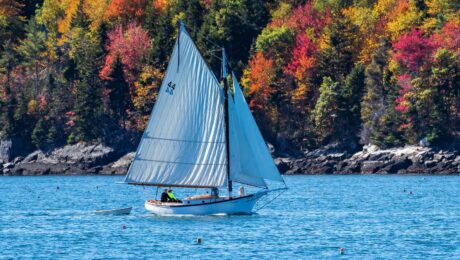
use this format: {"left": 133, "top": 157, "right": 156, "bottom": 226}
{"left": 124, "top": 24, "right": 227, "bottom": 188}
{"left": 228, "top": 73, "right": 284, "bottom": 187}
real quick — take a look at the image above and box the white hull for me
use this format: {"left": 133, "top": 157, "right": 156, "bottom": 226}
{"left": 145, "top": 193, "right": 265, "bottom": 215}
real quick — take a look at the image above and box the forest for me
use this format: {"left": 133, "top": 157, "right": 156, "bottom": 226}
{"left": 0, "top": 0, "right": 459, "bottom": 153}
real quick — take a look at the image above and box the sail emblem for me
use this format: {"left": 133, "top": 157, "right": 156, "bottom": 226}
{"left": 166, "top": 81, "right": 176, "bottom": 95}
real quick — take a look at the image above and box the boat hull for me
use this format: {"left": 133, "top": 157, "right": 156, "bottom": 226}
{"left": 144, "top": 194, "right": 263, "bottom": 215}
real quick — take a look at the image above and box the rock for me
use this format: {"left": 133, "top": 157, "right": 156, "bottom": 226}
{"left": 361, "top": 161, "right": 388, "bottom": 174}
{"left": 363, "top": 144, "right": 379, "bottom": 153}
{"left": 384, "top": 157, "right": 412, "bottom": 173}
{"left": 111, "top": 152, "right": 135, "bottom": 168}
{"left": 3, "top": 162, "right": 14, "bottom": 169}
{"left": 424, "top": 160, "right": 437, "bottom": 168}
{"left": 275, "top": 158, "right": 291, "bottom": 173}
{"left": 0, "top": 138, "right": 34, "bottom": 162}
{"left": 22, "top": 151, "right": 45, "bottom": 163}
{"left": 13, "top": 156, "right": 24, "bottom": 164}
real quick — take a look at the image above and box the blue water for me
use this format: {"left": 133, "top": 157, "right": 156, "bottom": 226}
{"left": 1, "top": 175, "right": 460, "bottom": 259}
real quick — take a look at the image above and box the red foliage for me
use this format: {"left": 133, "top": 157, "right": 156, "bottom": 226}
{"left": 434, "top": 19, "right": 460, "bottom": 55}
{"left": 270, "top": 2, "right": 330, "bottom": 37}
{"left": 395, "top": 74, "right": 412, "bottom": 112}
{"left": 392, "top": 28, "right": 438, "bottom": 73}
{"left": 105, "top": 0, "right": 148, "bottom": 22}
{"left": 284, "top": 33, "right": 317, "bottom": 80}
{"left": 100, "top": 22, "right": 152, "bottom": 87}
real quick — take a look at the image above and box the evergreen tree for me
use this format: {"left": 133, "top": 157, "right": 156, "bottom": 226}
{"left": 147, "top": 5, "right": 175, "bottom": 69}
{"left": 336, "top": 64, "right": 365, "bottom": 148}
{"left": 317, "top": 15, "right": 358, "bottom": 83}
{"left": 361, "top": 42, "right": 404, "bottom": 147}
{"left": 16, "top": 18, "right": 47, "bottom": 96}
{"left": 311, "top": 77, "right": 340, "bottom": 143}
{"left": 198, "top": 0, "right": 268, "bottom": 76}
{"left": 31, "top": 118, "right": 47, "bottom": 148}
{"left": 0, "top": 40, "right": 17, "bottom": 138}
{"left": 106, "top": 56, "right": 130, "bottom": 129}
{"left": 69, "top": 8, "right": 103, "bottom": 143}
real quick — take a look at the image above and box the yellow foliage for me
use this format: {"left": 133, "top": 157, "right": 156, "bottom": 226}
{"left": 84, "top": 0, "right": 109, "bottom": 31}
{"left": 385, "top": 0, "right": 422, "bottom": 40}
{"left": 57, "top": 0, "right": 79, "bottom": 34}
{"left": 343, "top": 6, "right": 378, "bottom": 63}
{"left": 132, "top": 65, "right": 163, "bottom": 129}
{"left": 373, "top": 0, "right": 398, "bottom": 16}
{"left": 271, "top": 2, "right": 292, "bottom": 20}
{"left": 27, "top": 99, "right": 38, "bottom": 115}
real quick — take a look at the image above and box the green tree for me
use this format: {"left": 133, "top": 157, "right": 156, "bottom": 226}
{"left": 336, "top": 64, "right": 365, "bottom": 148}
{"left": 16, "top": 18, "right": 48, "bottom": 96}
{"left": 31, "top": 118, "right": 48, "bottom": 148}
{"left": 106, "top": 56, "right": 130, "bottom": 129}
{"left": 361, "top": 42, "right": 404, "bottom": 147}
{"left": 312, "top": 77, "right": 340, "bottom": 143}
{"left": 69, "top": 19, "right": 103, "bottom": 142}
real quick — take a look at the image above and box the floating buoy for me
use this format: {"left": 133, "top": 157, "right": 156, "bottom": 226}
{"left": 56, "top": 186, "right": 60, "bottom": 190}
{"left": 196, "top": 237, "right": 202, "bottom": 244}
{"left": 409, "top": 191, "right": 413, "bottom": 195}
{"left": 339, "top": 247, "right": 345, "bottom": 255}
{"left": 122, "top": 224, "right": 126, "bottom": 230}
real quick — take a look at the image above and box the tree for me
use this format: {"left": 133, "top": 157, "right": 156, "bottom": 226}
{"left": 15, "top": 18, "right": 48, "bottom": 96}
{"left": 198, "top": 0, "right": 269, "bottom": 75}
{"left": 105, "top": 56, "right": 130, "bottom": 129}
{"left": 69, "top": 25, "right": 103, "bottom": 142}
{"left": 337, "top": 64, "right": 365, "bottom": 147}
{"left": 311, "top": 77, "right": 340, "bottom": 143}
{"left": 361, "top": 41, "right": 388, "bottom": 144}
{"left": 100, "top": 22, "right": 152, "bottom": 87}
{"left": 361, "top": 41, "right": 405, "bottom": 147}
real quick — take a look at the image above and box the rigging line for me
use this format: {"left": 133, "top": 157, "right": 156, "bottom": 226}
{"left": 182, "top": 23, "right": 223, "bottom": 61}
{"left": 136, "top": 158, "right": 227, "bottom": 166}
{"left": 143, "top": 136, "right": 225, "bottom": 144}
{"left": 254, "top": 189, "right": 287, "bottom": 212}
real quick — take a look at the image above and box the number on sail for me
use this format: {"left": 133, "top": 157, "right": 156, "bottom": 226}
{"left": 166, "top": 81, "right": 176, "bottom": 95}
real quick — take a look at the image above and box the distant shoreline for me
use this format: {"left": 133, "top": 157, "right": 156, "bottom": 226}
{"left": 1, "top": 142, "right": 459, "bottom": 176}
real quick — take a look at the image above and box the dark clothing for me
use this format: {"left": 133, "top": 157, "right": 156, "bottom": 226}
{"left": 161, "top": 192, "right": 169, "bottom": 202}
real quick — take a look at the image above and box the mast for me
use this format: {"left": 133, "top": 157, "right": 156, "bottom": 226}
{"left": 222, "top": 48, "right": 232, "bottom": 196}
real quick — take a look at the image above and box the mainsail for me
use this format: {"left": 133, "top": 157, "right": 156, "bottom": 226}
{"left": 124, "top": 23, "right": 227, "bottom": 188}
{"left": 228, "top": 73, "right": 284, "bottom": 188}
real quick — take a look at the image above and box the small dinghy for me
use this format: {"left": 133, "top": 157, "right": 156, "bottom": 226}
{"left": 95, "top": 207, "right": 132, "bottom": 215}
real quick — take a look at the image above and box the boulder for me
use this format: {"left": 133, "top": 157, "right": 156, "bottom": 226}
{"left": 0, "top": 138, "right": 34, "bottom": 162}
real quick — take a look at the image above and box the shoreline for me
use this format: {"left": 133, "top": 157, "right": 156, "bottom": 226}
{"left": 1, "top": 141, "right": 459, "bottom": 176}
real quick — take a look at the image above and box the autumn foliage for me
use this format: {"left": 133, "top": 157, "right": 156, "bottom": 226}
{"left": 1, "top": 0, "right": 460, "bottom": 149}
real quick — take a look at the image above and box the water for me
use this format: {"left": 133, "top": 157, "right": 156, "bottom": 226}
{"left": 1, "top": 175, "right": 460, "bottom": 259}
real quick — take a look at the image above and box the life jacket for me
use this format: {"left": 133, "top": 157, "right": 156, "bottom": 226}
{"left": 167, "top": 191, "right": 177, "bottom": 200}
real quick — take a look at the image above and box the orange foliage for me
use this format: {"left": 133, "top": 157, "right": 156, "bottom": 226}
{"left": 243, "top": 52, "right": 275, "bottom": 110}
{"left": 105, "top": 0, "right": 149, "bottom": 23}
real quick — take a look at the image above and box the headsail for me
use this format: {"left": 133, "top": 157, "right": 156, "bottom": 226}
{"left": 228, "top": 73, "right": 284, "bottom": 188}
{"left": 124, "top": 23, "right": 227, "bottom": 188}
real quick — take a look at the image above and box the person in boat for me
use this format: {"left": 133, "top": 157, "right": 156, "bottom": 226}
{"left": 239, "top": 186, "right": 245, "bottom": 196}
{"left": 160, "top": 189, "right": 169, "bottom": 202}
{"left": 211, "top": 187, "right": 219, "bottom": 197}
{"left": 167, "top": 189, "right": 182, "bottom": 203}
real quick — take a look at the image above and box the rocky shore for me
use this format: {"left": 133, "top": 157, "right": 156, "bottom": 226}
{"left": 1, "top": 140, "right": 459, "bottom": 175}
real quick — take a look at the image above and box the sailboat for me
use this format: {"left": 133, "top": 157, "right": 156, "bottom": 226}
{"left": 123, "top": 20, "right": 287, "bottom": 215}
